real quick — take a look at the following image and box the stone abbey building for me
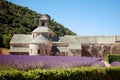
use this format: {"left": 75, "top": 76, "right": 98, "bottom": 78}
{"left": 9, "top": 15, "right": 120, "bottom": 57}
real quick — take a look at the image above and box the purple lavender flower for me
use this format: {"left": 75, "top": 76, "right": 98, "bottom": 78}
{"left": 0, "top": 55, "right": 103, "bottom": 70}
{"left": 111, "top": 61, "right": 120, "bottom": 66}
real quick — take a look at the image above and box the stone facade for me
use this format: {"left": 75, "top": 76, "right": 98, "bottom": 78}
{"left": 9, "top": 14, "right": 120, "bottom": 58}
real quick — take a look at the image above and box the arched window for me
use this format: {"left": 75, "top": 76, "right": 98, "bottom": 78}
{"left": 110, "top": 44, "right": 113, "bottom": 48}
{"left": 45, "top": 49, "right": 47, "bottom": 55}
{"left": 89, "top": 44, "right": 92, "bottom": 48}
{"left": 38, "top": 49, "right": 40, "bottom": 54}
{"left": 101, "top": 44, "right": 104, "bottom": 48}
{"left": 33, "top": 34, "right": 35, "bottom": 39}
{"left": 30, "top": 49, "right": 32, "bottom": 55}
{"left": 41, "top": 21, "right": 45, "bottom": 26}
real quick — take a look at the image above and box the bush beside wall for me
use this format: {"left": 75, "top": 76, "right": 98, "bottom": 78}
{"left": 108, "top": 54, "right": 120, "bottom": 63}
{"left": 0, "top": 67, "right": 120, "bottom": 80}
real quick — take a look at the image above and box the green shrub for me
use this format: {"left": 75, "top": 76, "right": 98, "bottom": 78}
{"left": 0, "top": 67, "right": 120, "bottom": 80}
{"left": 106, "top": 67, "right": 120, "bottom": 80}
{"left": 108, "top": 54, "right": 120, "bottom": 63}
{"left": 0, "top": 70, "right": 25, "bottom": 80}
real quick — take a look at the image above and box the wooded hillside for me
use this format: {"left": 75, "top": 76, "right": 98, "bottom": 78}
{"left": 0, "top": 0, "right": 76, "bottom": 48}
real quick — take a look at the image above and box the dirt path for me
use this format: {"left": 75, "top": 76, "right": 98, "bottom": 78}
{"left": 102, "top": 61, "right": 111, "bottom": 67}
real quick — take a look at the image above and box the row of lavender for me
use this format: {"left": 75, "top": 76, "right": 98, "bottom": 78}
{"left": 111, "top": 61, "right": 120, "bottom": 66}
{"left": 0, "top": 55, "right": 104, "bottom": 70}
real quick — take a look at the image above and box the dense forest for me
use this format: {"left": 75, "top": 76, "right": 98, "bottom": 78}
{"left": 0, "top": 0, "right": 76, "bottom": 48}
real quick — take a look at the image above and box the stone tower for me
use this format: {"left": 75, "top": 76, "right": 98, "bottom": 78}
{"left": 29, "top": 15, "right": 53, "bottom": 55}
{"left": 39, "top": 14, "right": 49, "bottom": 27}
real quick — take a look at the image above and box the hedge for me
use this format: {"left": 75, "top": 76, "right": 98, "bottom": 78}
{"left": 108, "top": 54, "right": 120, "bottom": 63}
{"left": 0, "top": 67, "right": 120, "bottom": 80}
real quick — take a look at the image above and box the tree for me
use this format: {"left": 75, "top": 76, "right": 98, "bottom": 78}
{"left": 0, "top": 0, "right": 76, "bottom": 48}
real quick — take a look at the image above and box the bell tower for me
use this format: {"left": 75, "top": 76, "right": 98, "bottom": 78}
{"left": 39, "top": 14, "right": 49, "bottom": 27}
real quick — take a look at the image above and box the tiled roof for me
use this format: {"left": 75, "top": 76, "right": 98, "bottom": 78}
{"left": 31, "top": 34, "right": 51, "bottom": 44}
{"left": 59, "top": 35, "right": 116, "bottom": 44}
{"left": 57, "top": 47, "right": 68, "bottom": 52}
{"left": 40, "top": 15, "right": 48, "bottom": 20}
{"left": 32, "top": 27, "right": 53, "bottom": 33}
{"left": 9, "top": 47, "right": 29, "bottom": 52}
{"left": 10, "top": 34, "right": 32, "bottom": 44}
{"left": 68, "top": 43, "right": 81, "bottom": 49}
{"left": 53, "top": 42, "right": 68, "bottom": 47}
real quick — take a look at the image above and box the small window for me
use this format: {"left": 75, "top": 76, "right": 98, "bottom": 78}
{"left": 90, "top": 45, "right": 92, "bottom": 48}
{"left": 30, "top": 49, "right": 32, "bottom": 54}
{"left": 101, "top": 44, "right": 104, "bottom": 48}
{"left": 33, "top": 34, "right": 35, "bottom": 39}
{"left": 110, "top": 44, "right": 113, "bottom": 48}
{"left": 45, "top": 49, "right": 47, "bottom": 55}
{"left": 38, "top": 49, "right": 40, "bottom": 54}
{"left": 41, "top": 21, "right": 45, "bottom": 26}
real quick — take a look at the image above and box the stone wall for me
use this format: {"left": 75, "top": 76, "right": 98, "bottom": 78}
{"left": 81, "top": 43, "right": 120, "bottom": 58}
{"left": 69, "top": 49, "right": 81, "bottom": 56}
{"left": 38, "top": 44, "right": 52, "bottom": 55}
{"left": 96, "top": 36, "right": 116, "bottom": 43}
{"left": 0, "top": 48, "right": 9, "bottom": 55}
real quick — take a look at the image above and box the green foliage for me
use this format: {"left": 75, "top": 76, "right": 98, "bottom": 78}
{"left": 108, "top": 54, "right": 120, "bottom": 63}
{"left": 106, "top": 67, "right": 120, "bottom": 80}
{"left": 0, "top": 70, "right": 25, "bottom": 80}
{"left": 0, "top": 0, "right": 76, "bottom": 48}
{"left": 0, "top": 65, "right": 13, "bottom": 70}
{"left": 1, "top": 67, "right": 120, "bottom": 80}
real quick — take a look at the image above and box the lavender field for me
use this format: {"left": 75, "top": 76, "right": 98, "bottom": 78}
{"left": 0, "top": 55, "right": 105, "bottom": 71}
{"left": 111, "top": 61, "right": 120, "bottom": 66}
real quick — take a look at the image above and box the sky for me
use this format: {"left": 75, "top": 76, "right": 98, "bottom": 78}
{"left": 7, "top": 0, "right": 120, "bottom": 36}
